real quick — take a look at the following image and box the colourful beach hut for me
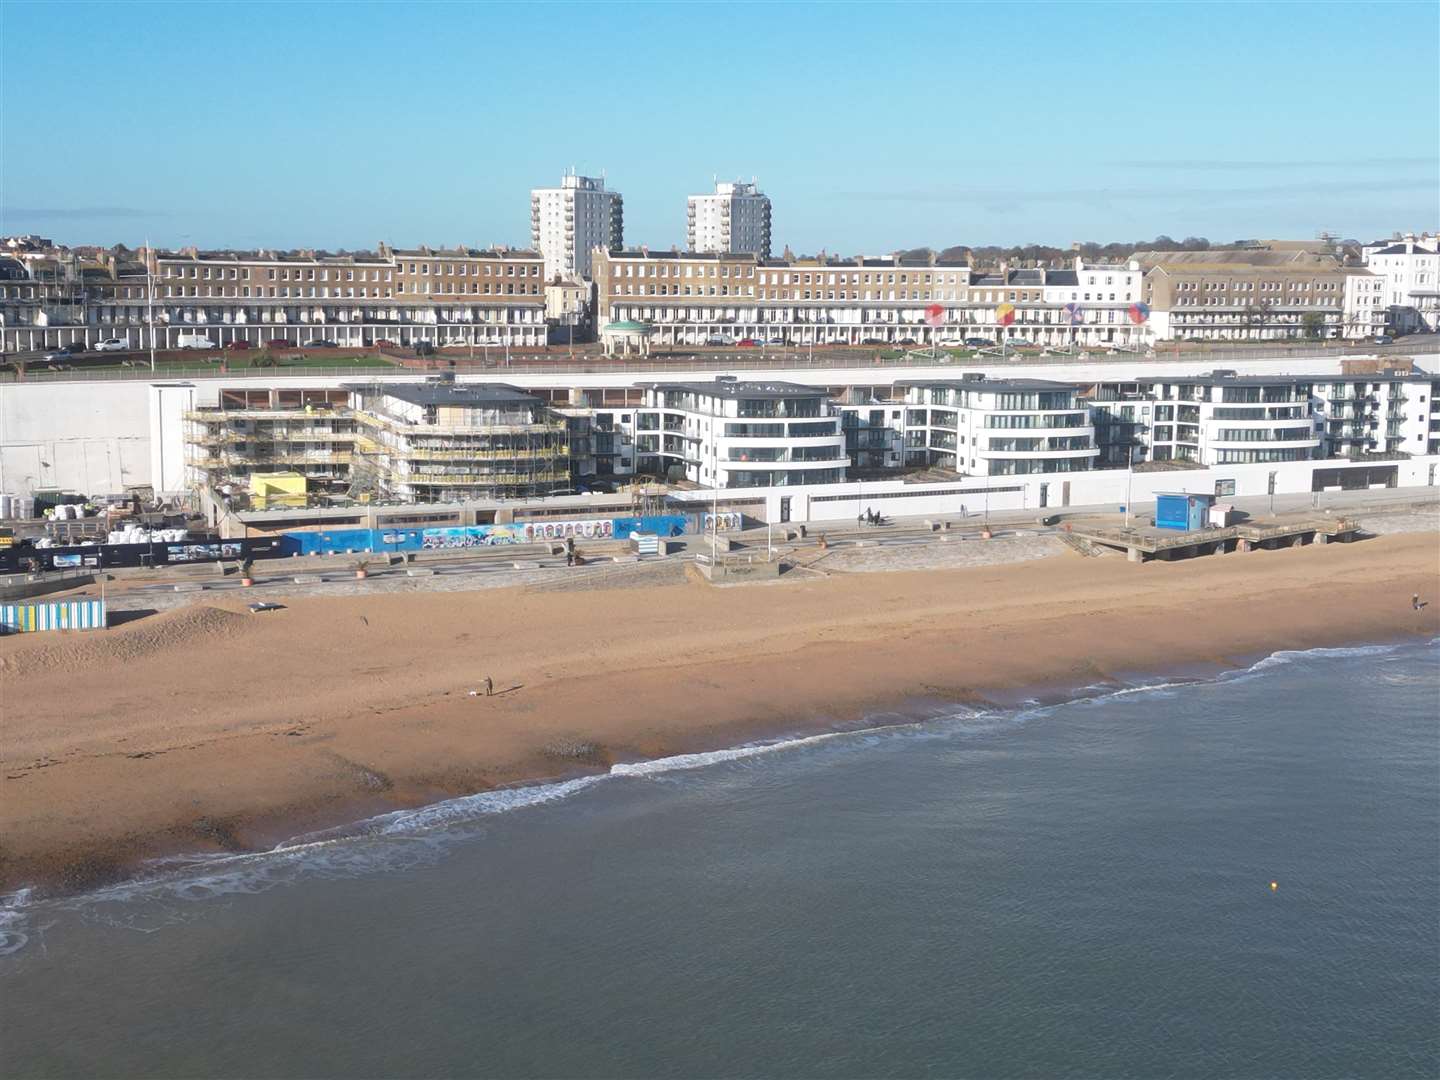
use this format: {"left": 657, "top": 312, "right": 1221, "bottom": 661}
{"left": 1154, "top": 491, "right": 1216, "bottom": 532}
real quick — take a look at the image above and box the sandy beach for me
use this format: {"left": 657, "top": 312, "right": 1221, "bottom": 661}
{"left": 2, "top": 533, "right": 1437, "bottom": 896}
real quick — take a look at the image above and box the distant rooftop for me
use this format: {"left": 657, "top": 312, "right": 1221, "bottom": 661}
{"left": 352, "top": 382, "right": 541, "bottom": 408}
{"left": 898, "top": 376, "right": 1080, "bottom": 393}
{"left": 652, "top": 378, "right": 826, "bottom": 399}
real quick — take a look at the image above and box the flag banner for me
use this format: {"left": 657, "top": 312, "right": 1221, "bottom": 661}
{"left": 996, "top": 302, "right": 1016, "bottom": 327}
{"left": 1127, "top": 301, "right": 1150, "bottom": 325}
{"left": 924, "top": 303, "right": 944, "bottom": 328}
{"left": 1063, "top": 303, "right": 1085, "bottom": 325}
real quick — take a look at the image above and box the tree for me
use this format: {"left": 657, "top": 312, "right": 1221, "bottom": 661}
{"left": 1302, "top": 311, "right": 1326, "bottom": 340}
{"left": 1242, "top": 300, "right": 1274, "bottom": 334}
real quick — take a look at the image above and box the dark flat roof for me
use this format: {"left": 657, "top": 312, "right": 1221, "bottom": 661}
{"left": 651, "top": 379, "right": 826, "bottom": 399}
{"left": 350, "top": 382, "right": 540, "bottom": 407}
{"left": 899, "top": 377, "right": 1080, "bottom": 393}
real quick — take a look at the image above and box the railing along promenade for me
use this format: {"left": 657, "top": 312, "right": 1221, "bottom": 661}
{"left": 1, "top": 339, "right": 1435, "bottom": 383}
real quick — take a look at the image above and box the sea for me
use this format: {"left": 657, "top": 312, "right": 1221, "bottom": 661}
{"left": 1, "top": 640, "right": 1436, "bottom": 1079}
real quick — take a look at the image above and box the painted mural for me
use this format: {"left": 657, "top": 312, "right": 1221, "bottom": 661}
{"left": 420, "top": 519, "right": 616, "bottom": 549}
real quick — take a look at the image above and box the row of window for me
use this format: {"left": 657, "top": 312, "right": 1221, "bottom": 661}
{"left": 1175, "top": 280, "right": 1340, "bottom": 293}
{"left": 160, "top": 283, "right": 541, "bottom": 299}
{"left": 1174, "top": 296, "right": 1338, "bottom": 307}
{"left": 163, "top": 262, "right": 541, "bottom": 281}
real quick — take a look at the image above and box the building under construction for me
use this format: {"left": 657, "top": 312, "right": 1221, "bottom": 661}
{"left": 346, "top": 380, "right": 570, "bottom": 503}
{"left": 183, "top": 388, "right": 355, "bottom": 495}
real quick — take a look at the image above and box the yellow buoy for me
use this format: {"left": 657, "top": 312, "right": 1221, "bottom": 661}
{"left": 1270, "top": 881, "right": 1279, "bottom": 891}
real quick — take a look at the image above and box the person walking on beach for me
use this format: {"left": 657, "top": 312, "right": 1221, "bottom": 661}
{"left": 484, "top": 676, "right": 494, "bottom": 697}
{"left": 1414, "top": 593, "right": 1429, "bottom": 611}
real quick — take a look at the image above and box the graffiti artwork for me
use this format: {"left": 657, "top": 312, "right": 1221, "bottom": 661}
{"left": 419, "top": 519, "right": 616, "bottom": 550}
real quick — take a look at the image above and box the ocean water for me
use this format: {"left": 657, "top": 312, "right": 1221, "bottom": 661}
{"left": 2, "top": 642, "right": 1437, "bottom": 1079}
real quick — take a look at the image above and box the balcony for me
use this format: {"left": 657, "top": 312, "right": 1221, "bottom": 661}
{"left": 976, "top": 446, "right": 1100, "bottom": 460}
{"left": 719, "top": 456, "right": 851, "bottom": 472}
{"left": 1207, "top": 435, "right": 1322, "bottom": 451}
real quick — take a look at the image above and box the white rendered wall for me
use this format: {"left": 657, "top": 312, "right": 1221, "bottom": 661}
{"left": 0, "top": 380, "right": 156, "bottom": 498}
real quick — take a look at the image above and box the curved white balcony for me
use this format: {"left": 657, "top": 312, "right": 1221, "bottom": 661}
{"left": 981, "top": 424, "right": 1096, "bottom": 439}
{"left": 718, "top": 456, "right": 851, "bottom": 472}
{"left": 1204, "top": 421, "right": 1314, "bottom": 435}
{"left": 1206, "top": 436, "right": 1322, "bottom": 451}
{"left": 717, "top": 432, "right": 842, "bottom": 448}
{"left": 975, "top": 446, "right": 1101, "bottom": 460}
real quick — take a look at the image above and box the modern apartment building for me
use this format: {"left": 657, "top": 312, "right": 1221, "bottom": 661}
{"left": 900, "top": 377, "right": 1099, "bottom": 476}
{"left": 1310, "top": 366, "right": 1439, "bottom": 459}
{"left": 347, "top": 382, "right": 570, "bottom": 503}
{"left": 1139, "top": 251, "right": 1373, "bottom": 342}
{"left": 593, "top": 251, "right": 1150, "bottom": 348}
{"left": 687, "top": 181, "right": 772, "bottom": 257}
{"left": 0, "top": 244, "right": 550, "bottom": 352}
{"left": 1092, "top": 373, "right": 1322, "bottom": 466}
{"left": 836, "top": 397, "right": 907, "bottom": 473}
{"left": 530, "top": 173, "right": 623, "bottom": 282}
{"left": 1362, "top": 237, "right": 1440, "bottom": 334}
{"left": 636, "top": 379, "right": 847, "bottom": 488}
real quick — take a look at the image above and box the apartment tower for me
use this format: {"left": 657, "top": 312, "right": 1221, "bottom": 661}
{"left": 687, "top": 180, "right": 772, "bottom": 257}
{"left": 530, "top": 172, "right": 624, "bottom": 283}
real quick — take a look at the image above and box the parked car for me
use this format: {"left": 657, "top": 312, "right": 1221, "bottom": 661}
{"left": 705, "top": 335, "right": 729, "bottom": 346}
{"left": 896, "top": 338, "right": 917, "bottom": 346}
{"left": 964, "top": 337, "right": 994, "bottom": 347}
{"left": 414, "top": 341, "right": 436, "bottom": 356}
{"left": 547, "top": 488, "right": 579, "bottom": 498}
{"left": 265, "top": 337, "right": 292, "bottom": 349}
{"left": 224, "top": 340, "right": 252, "bottom": 351}
{"left": 93, "top": 337, "right": 129, "bottom": 352}
{"left": 176, "top": 333, "right": 217, "bottom": 350}
{"left": 1373, "top": 335, "right": 1394, "bottom": 344}
{"left": 305, "top": 338, "right": 338, "bottom": 349}
{"left": 736, "top": 338, "right": 758, "bottom": 347}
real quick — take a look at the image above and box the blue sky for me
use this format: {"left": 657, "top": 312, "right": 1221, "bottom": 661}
{"left": 2, "top": 1, "right": 1436, "bottom": 253}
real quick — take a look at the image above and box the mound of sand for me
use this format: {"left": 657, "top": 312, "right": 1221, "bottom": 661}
{"left": 0, "top": 605, "right": 254, "bottom": 680}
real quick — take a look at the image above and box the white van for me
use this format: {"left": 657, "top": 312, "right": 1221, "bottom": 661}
{"left": 176, "top": 333, "right": 216, "bottom": 350}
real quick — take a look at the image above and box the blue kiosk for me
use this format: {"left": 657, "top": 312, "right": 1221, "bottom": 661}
{"left": 1154, "top": 491, "right": 1216, "bottom": 532}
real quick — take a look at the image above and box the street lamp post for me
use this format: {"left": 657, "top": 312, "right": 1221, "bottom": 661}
{"left": 1125, "top": 444, "right": 1135, "bottom": 529}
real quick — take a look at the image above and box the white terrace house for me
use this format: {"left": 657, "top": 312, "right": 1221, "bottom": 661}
{"left": 900, "top": 377, "right": 1099, "bottom": 476}
{"left": 1363, "top": 239, "right": 1440, "bottom": 334}
{"left": 636, "top": 379, "right": 848, "bottom": 488}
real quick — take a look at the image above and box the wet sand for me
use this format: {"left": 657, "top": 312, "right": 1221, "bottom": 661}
{"left": 2, "top": 534, "right": 1437, "bottom": 895}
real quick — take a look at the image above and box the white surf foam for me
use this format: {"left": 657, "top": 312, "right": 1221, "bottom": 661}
{"left": 0, "top": 889, "right": 35, "bottom": 957}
